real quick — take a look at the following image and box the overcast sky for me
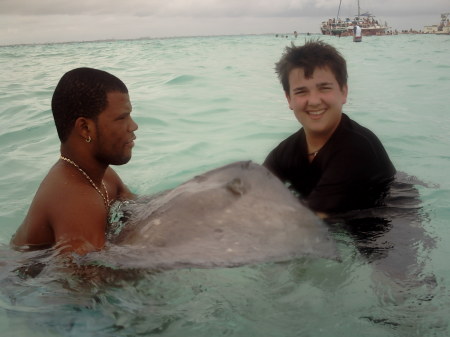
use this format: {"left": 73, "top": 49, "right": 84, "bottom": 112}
{"left": 0, "top": 0, "right": 448, "bottom": 45}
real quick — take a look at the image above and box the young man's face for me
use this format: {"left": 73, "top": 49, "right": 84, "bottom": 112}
{"left": 286, "top": 66, "right": 348, "bottom": 139}
{"left": 94, "top": 91, "right": 138, "bottom": 166}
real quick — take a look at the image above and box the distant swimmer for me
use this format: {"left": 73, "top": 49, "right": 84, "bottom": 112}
{"left": 11, "top": 68, "right": 138, "bottom": 255}
{"left": 353, "top": 23, "right": 362, "bottom": 42}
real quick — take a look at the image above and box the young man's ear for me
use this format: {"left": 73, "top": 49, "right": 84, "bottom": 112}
{"left": 285, "top": 91, "right": 293, "bottom": 110}
{"left": 341, "top": 84, "right": 348, "bottom": 104}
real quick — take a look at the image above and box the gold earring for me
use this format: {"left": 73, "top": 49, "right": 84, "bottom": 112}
{"left": 85, "top": 136, "right": 91, "bottom": 143}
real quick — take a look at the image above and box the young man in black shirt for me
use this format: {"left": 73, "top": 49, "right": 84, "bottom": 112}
{"left": 264, "top": 41, "right": 396, "bottom": 215}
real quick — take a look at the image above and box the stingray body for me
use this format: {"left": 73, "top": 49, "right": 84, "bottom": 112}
{"left": 110, "top": 161, "right": 338, "bottom": 269}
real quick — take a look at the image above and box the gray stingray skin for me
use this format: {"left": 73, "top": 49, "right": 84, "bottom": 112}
{"left": 112, "top": 161, "right": 338, "bottom": 269}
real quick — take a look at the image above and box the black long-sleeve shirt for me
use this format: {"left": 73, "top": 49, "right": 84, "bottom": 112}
{"left": 264, "top": 114, "right": 396, "bottom": 213}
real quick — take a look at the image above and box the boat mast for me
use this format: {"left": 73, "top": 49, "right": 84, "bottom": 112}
{"left": 337, "top": 0, "right": 342, "bottom": 19}
{"left": 357, "top": 0, "right": 361, "bottom": 18}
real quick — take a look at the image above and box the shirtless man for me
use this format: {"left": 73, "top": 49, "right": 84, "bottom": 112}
{"left": 264, "top": 41, "right": 395, "bottom": 215}
{"left": 11, "top": 67, "right": 138, "bottom": 255}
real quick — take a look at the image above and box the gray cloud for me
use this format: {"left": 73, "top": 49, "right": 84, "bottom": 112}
{"left": 1, "top": 0, "right": 447, "bottom": 17}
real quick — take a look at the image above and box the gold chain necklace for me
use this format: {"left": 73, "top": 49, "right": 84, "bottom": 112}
{"left": 60, "top": 155, "right": 110, "bottom": 210}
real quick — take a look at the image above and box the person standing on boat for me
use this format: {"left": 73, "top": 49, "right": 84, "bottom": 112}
{"left": 11, "top": 68, "right": 138, "bottom": 255}
{"left": 264, "top": 40, "right": 395, "bottom": 216}
{"left": 353, "top": 23, "right": 362, "bottom": 42}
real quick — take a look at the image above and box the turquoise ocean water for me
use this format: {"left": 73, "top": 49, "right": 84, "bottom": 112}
{"left": 1, "top": 34, "right": 450, "bottom": 336}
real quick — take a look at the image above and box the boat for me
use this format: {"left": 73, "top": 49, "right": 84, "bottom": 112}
{"left": 320, "top": 0, "right": 389, "bottom": 37}
{"left": 423, "top": 13, "right": 450, "bottom": 35}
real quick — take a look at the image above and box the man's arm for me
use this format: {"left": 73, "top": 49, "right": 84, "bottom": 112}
{"left": 11, "top": 181, "right": 56, "bottom": 249}
{"left": 50, "top": 184, "right": 108, "bottom": 255}
{"left": 12, "top": 172, "right": 109, "bottom": 255}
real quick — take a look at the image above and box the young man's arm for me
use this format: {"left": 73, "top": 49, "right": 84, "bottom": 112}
{"left": 307, "top": 142, "right": 392, "bottom": 214}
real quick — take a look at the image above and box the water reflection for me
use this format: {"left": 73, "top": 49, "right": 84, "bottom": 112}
{"left": 329, "top": 173, "right": 436, "bottom": 280}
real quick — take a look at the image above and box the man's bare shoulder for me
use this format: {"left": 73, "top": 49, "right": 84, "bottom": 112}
{"left": 12, "top": 163, "right": 62, "bottom": 248}
{"left": 34, "top": 162, "right": 102, "bottom": 209}
{"left": 46, "top": 162, "right": 109, "bottom": 253}
{"left": 13, "top": 162, "right": 108, "bottom": 253}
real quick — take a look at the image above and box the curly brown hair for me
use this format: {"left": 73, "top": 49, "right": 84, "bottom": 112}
{"left": 275, "top": 40, "right": 348, "bottom": 94}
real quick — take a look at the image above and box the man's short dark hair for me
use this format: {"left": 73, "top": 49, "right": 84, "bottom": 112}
{"left": 275, "top": 40, "right": 348, "bottom": 93}
{"left": 51, "top": 67, "right": 128, "bottom": 142}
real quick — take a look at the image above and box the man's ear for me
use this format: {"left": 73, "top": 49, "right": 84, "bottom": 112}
{"left": 74, "top": 117, "right": 95, "bottom": 141}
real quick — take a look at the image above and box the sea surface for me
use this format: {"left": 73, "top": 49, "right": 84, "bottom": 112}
{"left": 1, "top": 33, "right": 450, "bottom": 336}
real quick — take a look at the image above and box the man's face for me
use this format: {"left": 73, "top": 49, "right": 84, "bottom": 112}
{"left": 286, "top": 66, "right": 347, "bottom": 138}
{"left": 94, "top": 92, "right": 138, "bottom": 165}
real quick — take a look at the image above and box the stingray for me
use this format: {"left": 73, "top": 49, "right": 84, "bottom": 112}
{"left": 100, "top": 161, "right": 338, "bottom": 270}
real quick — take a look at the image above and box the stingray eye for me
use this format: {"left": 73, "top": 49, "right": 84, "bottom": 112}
{"left": 226, "top": 178, "right": 247, "bottom": 196}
